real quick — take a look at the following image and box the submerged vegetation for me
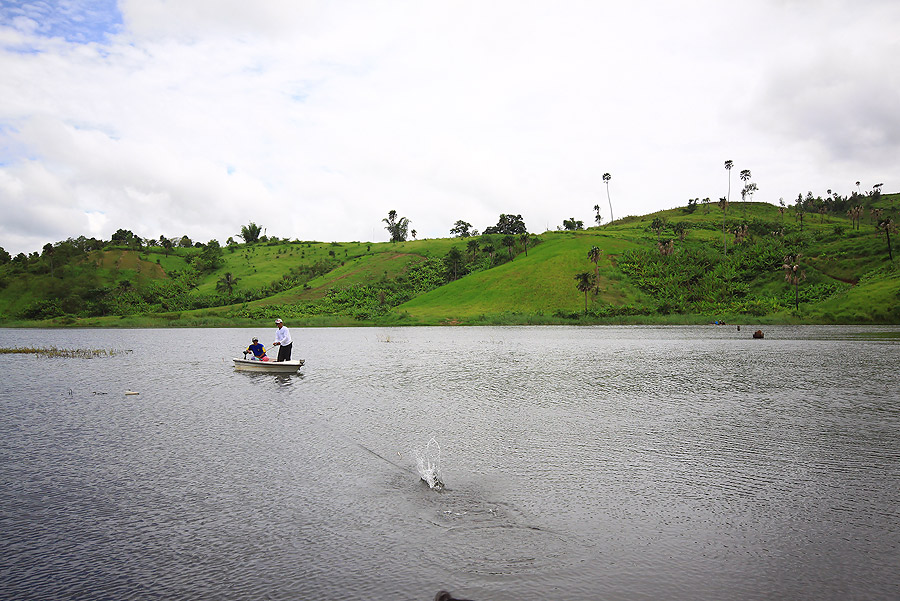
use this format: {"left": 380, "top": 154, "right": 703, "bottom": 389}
{"left": 1, "top": 187, "right": 898, "bottom": 327}
{"left": 0, "top": 346, "right": 131, "bottom": 358}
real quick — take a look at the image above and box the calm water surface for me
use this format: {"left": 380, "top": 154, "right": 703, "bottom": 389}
{"left": 1, "top": 325, "right": 898, "bottom": 601}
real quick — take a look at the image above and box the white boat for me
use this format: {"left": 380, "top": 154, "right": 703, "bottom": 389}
{"left": 232, "top": 357, "right": 305, "bottom": 373}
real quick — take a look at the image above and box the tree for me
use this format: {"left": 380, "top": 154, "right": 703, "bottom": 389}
{"left": 719, "top": 196, "right": 729, "bottom": 255}
{"left": 196, "top": 240, "right": 224, "bottom": 273}
{"left": 482, "top": 243, "right": 496, "bottom": 265}
{"left": 876, "top": 218, "right": 897, "bottom": 262}
{"left": 502, "top": 235, "right": 516, "bottom": 260}
{"left": 650, "top": 217, "right": 667, "bottom": 241}
{"left": 673, "top": 221, "right": 689, "bottom": 241}
{"left": 238, "top": 222, "right": 262, "bottom": 244}
{"left": 411, "top": 229, "right": 417, "bottom": 240}
{"left": 562, "top": 218, "right": 584, "bottom": 231}
{"left": 587, "top": 246, "right": 602, "bottom": 280}
{"left": 383, "top": 210, "right": 411, "bottom": 242}
{"left": 178, "top": 235, "right": 193, "bottom": 248}
{"left": 593, "top": 204, "right": 602, "bottom": 226}
{"left": 450, "top": 220, "right": 473, "bottom": 238}
{"left": 466, "top": 239, "right": 480, "bottom": 261}
{"left": 111, "top": 228, "right": 137, "bottom": 246}
{"left": 847, "top": 205, "right": 863, "bottom": 230}
{"left": 0, "top": 246, "right": 10, "bottom": 264}
{"left": 741, "top": 181, "right": 757, "bottom": 203}
{"left": 603, "top": 173, "right": 613, "bottom": 224}
{"left": 783, "top": 254, "right": 806, "bottom": 311}
{"left": 216, "top": 272, "right": 240, "bottom": 295}
{"left": 42, "top": 243, "right": 55, "bottom": 277}
{"left": 444, "top": 247, "right": 464, "bottom": 280}
{"left": 519, "top": 232, "right": 530, "bottom": 256}
{"left": 724, "top": 160, "right": 733, "bottom": 203}
{"left": 574, "top": 272, "right": 595, "bottom": 312}
{"left": 483, "top": 214, "right": 526, "bottom": 235}
{"left": 739, "top": 169, "right": 751, "bottom": 189}
{"left": 160, "top": 237, "right": 174, "bottom": 257}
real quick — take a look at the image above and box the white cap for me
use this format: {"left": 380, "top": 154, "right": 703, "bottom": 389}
{"left": 275, "top": 318, "right": 283, "bottom": 323}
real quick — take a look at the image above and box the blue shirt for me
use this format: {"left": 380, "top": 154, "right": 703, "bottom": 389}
{"left": 246, "top": 343, "right": 266, "bottom": 358}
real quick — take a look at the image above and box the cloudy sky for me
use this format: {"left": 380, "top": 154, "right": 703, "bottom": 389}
{"left": 1, "top": 0, "right": 898, "bottom": 255}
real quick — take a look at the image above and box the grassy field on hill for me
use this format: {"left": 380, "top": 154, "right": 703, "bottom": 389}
{"left": 1, "top": 193, "right": 898, "bottom": 327}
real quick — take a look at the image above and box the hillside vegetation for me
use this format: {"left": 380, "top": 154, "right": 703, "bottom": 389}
{"left": 1, "top": 193, "right": 898, "bottom": 327}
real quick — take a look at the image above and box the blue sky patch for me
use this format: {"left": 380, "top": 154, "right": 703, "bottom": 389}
{"left": 1, "top": 0, "right": 123, "bottom": 44}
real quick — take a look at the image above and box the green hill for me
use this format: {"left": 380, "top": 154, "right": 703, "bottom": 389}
{"left": 1, "top": 193, "right": 898, "bottom": 327}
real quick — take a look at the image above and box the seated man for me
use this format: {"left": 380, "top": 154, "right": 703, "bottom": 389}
{"left": 244, "top": 337, "right": 269, "bottom": 361}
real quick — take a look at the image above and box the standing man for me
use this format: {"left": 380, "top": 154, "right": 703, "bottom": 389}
{"left": 273, "top": 318, "right": 293, "bottom": 362}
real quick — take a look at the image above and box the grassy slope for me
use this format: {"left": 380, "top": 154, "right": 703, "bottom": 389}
{"left": 398, "top": 231, "right": 649, "bottom": 320}
{"left": 2, "top": 194, "right": 899, "bottom": 326}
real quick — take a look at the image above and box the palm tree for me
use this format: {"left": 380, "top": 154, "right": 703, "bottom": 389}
{"left": 719, "top": 196, "right": 729, "bottom": 255}
{"left": 574, "top": 272, "right": 595, "bottom": 312}
{"left": 782, "top": 254, "right": 805, "bottom": 311}
{"left": 724, "top": 160, "right": 733, "bottom": 203}
{"left": 593, "top": 204, "right": 602, "bottom": 226}
{"left": 519, "top": 232, "right": 530, "bottom": 256}
{"left": 876, "top": 218, "right": 897, "bottom": 262}
{"left": 216, "top": 272, "right": 240, "bottom": 295}
{"left": 587, "top": 246, "right": 602, "bottom": 280}
{"left": 239, "top": 222, "right": 262, "bottom": 244}
{"left": 482, "top": 243, "right": 495, "bottom": 265}
{"left": 602, "top": 173, "right": 613, "bottom": 223}
{"left": 383, "top": 210, "right": 411, "bottom": 242}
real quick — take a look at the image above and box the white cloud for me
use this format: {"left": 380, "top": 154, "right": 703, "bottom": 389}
{"left": 1, "top": 0, "right": 898, "bottom": 255}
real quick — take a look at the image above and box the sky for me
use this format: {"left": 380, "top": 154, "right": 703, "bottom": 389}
{"left": 1, "top": 0, "right": 898, "bottom": 256}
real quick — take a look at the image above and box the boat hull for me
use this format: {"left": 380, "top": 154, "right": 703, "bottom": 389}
{"left": 232, "top": 358, "right": 304, "bottom": 373}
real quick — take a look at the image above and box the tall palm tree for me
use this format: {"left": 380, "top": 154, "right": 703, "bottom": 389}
{"left": 602, "top": 173, "right": 613, "bottom": 224}
{"left": 739, "top": 169, "right": 751, "bottom": 204}
{"left": 519, "top": 232, "right": 530, "bottom": 256}
{"left": 575, "top": 272, "right": 595, "bottom": 312}
{"left": 724, "top": 160, "right": 733, "bottom": 202}
{"left": 719, "top": 196, "right": 729, "bottom": 255}
{"left": 587, "top": 246, "right": 602, "bottom": 280}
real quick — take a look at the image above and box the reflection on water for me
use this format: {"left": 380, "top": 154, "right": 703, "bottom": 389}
{"left": 0, "top": 325, "right": 898, "bottom": 601}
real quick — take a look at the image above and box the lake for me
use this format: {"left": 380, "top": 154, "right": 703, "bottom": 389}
{"left": 1, "top": 325, "right": 898, "bottom": 601}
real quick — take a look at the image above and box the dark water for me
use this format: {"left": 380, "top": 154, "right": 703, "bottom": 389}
{"left": 1, "top": 325, "right": 898, "bottom": 601}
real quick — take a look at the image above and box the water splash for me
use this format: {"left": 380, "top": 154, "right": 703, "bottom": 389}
{"left": 415, "top": 437, "right": 444, "bottom": 490}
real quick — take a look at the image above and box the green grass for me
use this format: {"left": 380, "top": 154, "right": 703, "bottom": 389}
{"left": 3, "top": 194, "right": 899, "bottom": 326}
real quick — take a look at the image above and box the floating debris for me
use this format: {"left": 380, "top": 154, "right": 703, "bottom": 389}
{"left": 0, "top": 347, "right": 132, "bottom": 359}
{"left": 124, "top": 390, "right": 140, "bottom": 396}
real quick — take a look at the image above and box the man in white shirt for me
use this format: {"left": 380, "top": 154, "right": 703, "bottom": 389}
{"left": 273, "top": 318, "right": 293, "bottom": 361}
